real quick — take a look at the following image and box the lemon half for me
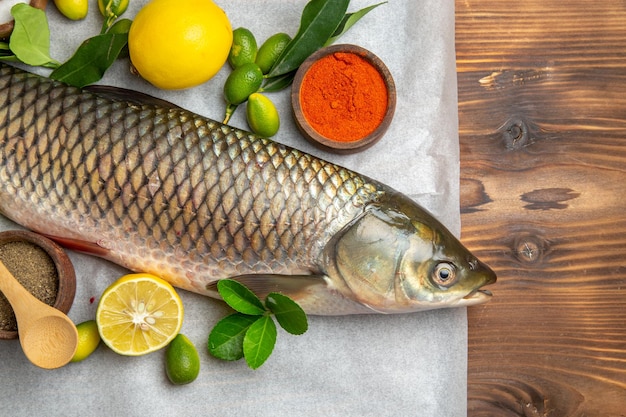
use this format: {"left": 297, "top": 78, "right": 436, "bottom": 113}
{"left": 96, "top": 273, "right": 184, "bottom": 356}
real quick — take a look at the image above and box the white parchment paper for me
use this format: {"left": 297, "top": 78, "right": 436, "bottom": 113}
{"left": 0, "top": 0, "right": 465, "bottom": 415}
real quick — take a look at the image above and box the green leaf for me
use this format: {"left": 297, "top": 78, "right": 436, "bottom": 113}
{"left": 261, "top": 70, "right": 297, "bottom": 93}
{"left": 9, "top": 3, "right": 59, "bottom": 68}
{"left": 217, "top": 279, "right": 266, "bottom": 316}
{"left": 267, "top": 0, "right": 349, "bottom": 78}
{"left": 208, "top": 313, "right": 258, "bottom": 361}
{"left": 243, "top": 315, "right": 277, "bottom": 369}
{"left": 49, "top": 32, "right": 128, "bottom": 88}
{"left": 325, "top": 2, "right": 387, "bottom": 46}
{"left": 265, "top": 292, "right": 308, "bottom": 335}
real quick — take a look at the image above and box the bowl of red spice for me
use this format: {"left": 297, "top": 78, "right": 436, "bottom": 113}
{"left": 291, "top": 44, "right": 396, "bottom": 154}
{"left": 0, "top": 230, "right": 76, "bottom": 340}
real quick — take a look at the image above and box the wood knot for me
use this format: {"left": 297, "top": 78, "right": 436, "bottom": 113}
{"left": 512, "top": 234, "right": 549, "bottom": 265}
{"left": 521, "top": 188, "right": 580, "bottom": 210}
{"left": 460, "top": 178, "right": 492, "bottom": 213}
{"left": 500, "top": 117, "right": 531, "bottom": 150}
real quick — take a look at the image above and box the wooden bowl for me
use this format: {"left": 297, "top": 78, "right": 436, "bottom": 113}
{"left": 291, "top": 44, "right": 396, "bottom": 154}
{"left": 0, "top": 0, "right": 48, "bottom": 39}
{"left": 0, "top": 230, "right": 76, "bottom": 340}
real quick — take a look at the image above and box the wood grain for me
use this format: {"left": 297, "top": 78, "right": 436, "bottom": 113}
{"left": 456, "top": 1, "right": 626, "bottom": 415}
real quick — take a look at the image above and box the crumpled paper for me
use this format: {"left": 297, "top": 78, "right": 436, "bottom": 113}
{"left": 0, "top": 0, "right": 464, "bottom": 415}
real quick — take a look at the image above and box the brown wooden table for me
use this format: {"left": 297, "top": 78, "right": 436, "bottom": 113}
{"left": 456, "top": 0, "right": 626, "bottom": 415}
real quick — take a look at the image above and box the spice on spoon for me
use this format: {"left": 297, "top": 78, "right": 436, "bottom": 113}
{"left": 0, "top": 241, "right": 58, "bottom": 332}
{"left": 299, "top": 51, "right": 388, "bottom": 142}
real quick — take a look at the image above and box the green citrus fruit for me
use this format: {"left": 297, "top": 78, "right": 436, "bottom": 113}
{"left": 53, "top": 0, "right": 88, "bottom": 20}
{"left": 223, "top": 62, "right": 264, "bottom": 105}
{"left": 255, "top": 33, "right": 292, "bottom": 74}
{"left": 165, "top": 334, "right": 200, "bottom": 385}
{"left": 228, "top": 27, "right": 258, "bottom": 69}
{"left": 71, "top": 320, "right": 101, "bottom": 362}
{"left": 246, "top": 93, "right": 280, "bottom": 137}
{"left": 98, "top": 0, "right": 129, "bottom": 18}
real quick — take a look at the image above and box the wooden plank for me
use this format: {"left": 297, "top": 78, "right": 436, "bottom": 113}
{"left": 456, "top": 0, "right": 626, "bottom": 415}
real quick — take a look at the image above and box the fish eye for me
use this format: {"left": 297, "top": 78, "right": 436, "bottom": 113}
{"left": 432, "top": 262, "right": 457, "bottom": 288}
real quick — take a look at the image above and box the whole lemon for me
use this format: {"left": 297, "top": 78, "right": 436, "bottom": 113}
{"left": 128, "top": 0, "right": 233, "bottom": 90}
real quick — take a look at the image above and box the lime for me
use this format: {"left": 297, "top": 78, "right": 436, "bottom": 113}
{"left": 128, "top": 0, "right": 233, "bottom": 90}
{"left": 98, "top": 0, "right": 129, "bottom": 18}
{"left": 53, "top": 0, "right": 88, "bottom": 20}
{"left": 246, "top": 93, "right": 280, "bottom": 137}
{"left": 223, "top": 62, "right": 264, "bottom": 105}
{"left": 96, "top": 273, "right": 184, "bottom": 356}
{"left": 71, "top": 320, "right": 101, "bottom": 362}
{"left": 165, "top": 334, "right": 200, "bottom": 385}
{"left": 255, "top": 33, "right": 292, "bottom": 74}
{"left": 228, "top": 27, "right": 258, "bottom": 69}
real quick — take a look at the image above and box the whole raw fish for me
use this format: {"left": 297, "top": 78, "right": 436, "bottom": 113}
{"left": 0, "top": 63, "right": 495, "bottom": 315}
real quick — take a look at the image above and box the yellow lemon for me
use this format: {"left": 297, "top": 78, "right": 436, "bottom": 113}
{"left": 53, "top": 0, "right": 88, "bottom": 20}
{"left": 96, "top": 273, "right": 184, "bottom": 356}
{"left": 128, "top": 0, "right": 233, "bottom": 90}
{"left": 71, "top": 320, "right": 101, "bottom": 362}
{"left": 165, "top": 334, "right": 200, "bottom": 385}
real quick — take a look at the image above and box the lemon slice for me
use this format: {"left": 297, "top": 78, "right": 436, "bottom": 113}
{"left": 96, "top": 273, "right": 184, "bottom": 356}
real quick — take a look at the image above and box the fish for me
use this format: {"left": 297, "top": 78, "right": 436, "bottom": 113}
{"left": 0, "top": 63, "right": 495, "bottom": 315}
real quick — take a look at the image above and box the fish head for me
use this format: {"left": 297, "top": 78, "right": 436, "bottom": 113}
{"left": 323, "top": 196, "right": 496, "bottom": 313}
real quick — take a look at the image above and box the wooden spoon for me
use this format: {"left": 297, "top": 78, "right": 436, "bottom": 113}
{"left": 0, "top": 260, "right": 78, "bottom": 369}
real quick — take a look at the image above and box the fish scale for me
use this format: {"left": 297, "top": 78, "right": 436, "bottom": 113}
{"left": 0, "top": 64, "right": 377, "bottom": 295}
{"left": 0, "top": 64, "right": 496, "bottom": 314}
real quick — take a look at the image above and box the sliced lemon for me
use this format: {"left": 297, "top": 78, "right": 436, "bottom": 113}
{"left": 96, "top": 273, "right": 184, "bottom": 356}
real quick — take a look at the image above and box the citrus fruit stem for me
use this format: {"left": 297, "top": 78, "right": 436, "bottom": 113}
{"left": 223, "top": 103, "right": 238, "bottom": 124}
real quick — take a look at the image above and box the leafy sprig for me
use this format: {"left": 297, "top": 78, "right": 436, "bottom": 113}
{"left": 262, "top": 0, "right": 386, "bottom": 92}
{"left": 208, "top": 279, "right": 308, "bottom": 369}
{"left": 1, "top": 3, "right": 130, "bottom": 87}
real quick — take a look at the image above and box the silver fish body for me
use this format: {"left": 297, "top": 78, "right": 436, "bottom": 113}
{"left": 0, "top": 64, "right": 495, "bottom": 314}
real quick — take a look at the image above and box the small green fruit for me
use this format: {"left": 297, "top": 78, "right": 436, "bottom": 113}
{"left": 223, "top": 62, "right": 264, "bottom": 105}
{"left": 71, "top": 320, "right": 101, "bottom": 362}
{"left": 255, "top": 33, "right": 291, "bottom": 74}
{"left": 165, "top": 334, "right": 200, "bottom": 385}
{"left": 228, "top": 28, "right": 258, "bottom": 69}
{"left": 246, "top": 93, "right": 280, "bottom": 137}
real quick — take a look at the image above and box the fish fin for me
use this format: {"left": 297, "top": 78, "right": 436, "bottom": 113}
{"left": 41, "top": 235, "right": 111, "bottom": 257}
{"left": 208, "top": 274, "right": 376, "bottom": 315}
{"left": 206, "top": 274, "right": 324, "bottom": 300}
{"left": 84, "top": 85, "right": 182, "bottom": 109}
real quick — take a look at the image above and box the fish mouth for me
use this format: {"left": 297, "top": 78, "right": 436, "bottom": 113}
{"left": 462, "top": 288, "right": 493, "bottom": 304}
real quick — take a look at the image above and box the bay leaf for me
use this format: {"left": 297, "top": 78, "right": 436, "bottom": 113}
{"left": 325, "top": 2, "right": 387, "bottom": 46}
{"left": 50, "top": 32, "right": 128, "bottom": 88}
{"left": 267, "top": 0, "right": 349, "bottom": 78}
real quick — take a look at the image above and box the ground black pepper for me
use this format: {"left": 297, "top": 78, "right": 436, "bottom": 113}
{"left": 0, "top": 241, "right": 58, "bottom": 331}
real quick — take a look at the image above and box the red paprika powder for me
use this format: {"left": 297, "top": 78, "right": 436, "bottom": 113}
{"left": 299, "top": 52, "right": 388, "bottom": 142}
